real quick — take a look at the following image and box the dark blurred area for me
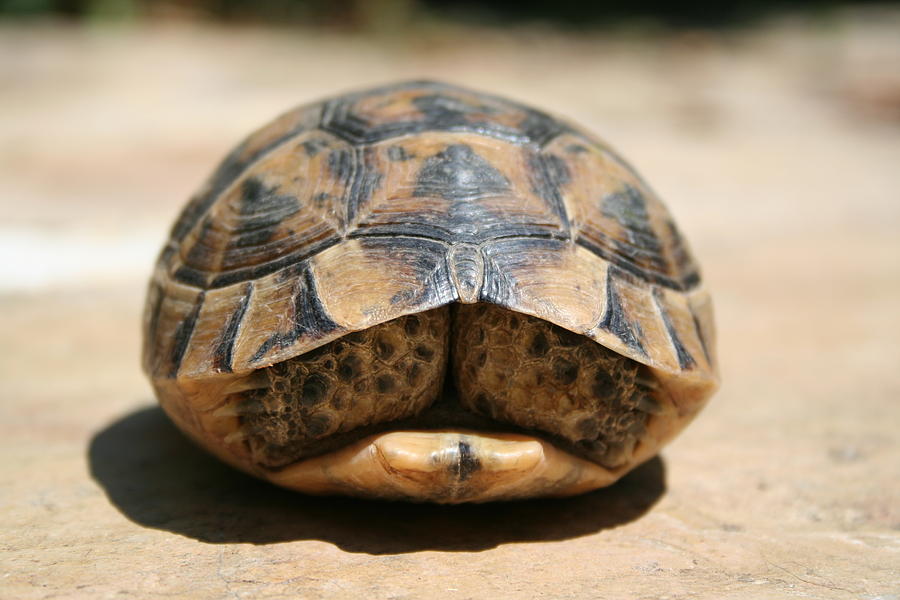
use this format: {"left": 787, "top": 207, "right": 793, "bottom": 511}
{"left": 1, "top": 0, "right": 897, "bottom": 28}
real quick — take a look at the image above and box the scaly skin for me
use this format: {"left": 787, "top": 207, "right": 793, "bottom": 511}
{"left": 240, "top": 307, "right": 449, "bottom": 468}
{"left": 452, "top": 304, "right": 658, "bottom": 468}
{"left": 237, "top": 303, "right": 661, "bottom": 471}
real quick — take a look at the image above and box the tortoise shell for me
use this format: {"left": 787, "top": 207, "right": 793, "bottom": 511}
{"left": 143, "top": 80, "right": 718, "bottom": 503}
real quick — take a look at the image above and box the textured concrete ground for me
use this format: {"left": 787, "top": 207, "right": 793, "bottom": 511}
{"left": 1, "top": 11, "right": 899, "bottom": 599}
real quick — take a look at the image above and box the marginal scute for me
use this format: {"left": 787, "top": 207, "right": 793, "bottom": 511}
{"left": 309, "top": 236, "right": 456, "bottom": 333}
{"left": 143, "top": 280, "right": 204, "bottom": 378}
{"left": 248, "top": 262, "right": 341, "bottom": 366}
{"left": 479, "top": 239, "right": 605, "bottom": 330}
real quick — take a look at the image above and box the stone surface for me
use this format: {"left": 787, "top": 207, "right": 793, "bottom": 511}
{"left": 2, "top": 13, "right": 899, "bottom": 599}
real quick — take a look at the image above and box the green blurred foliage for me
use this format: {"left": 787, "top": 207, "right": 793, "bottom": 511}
{"left": 0, "top": 0, "right": 892, "bottom": 27}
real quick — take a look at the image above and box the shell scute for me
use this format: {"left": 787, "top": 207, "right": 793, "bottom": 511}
{"left": 351, "top": 133, "right": 565, "bottom": 244}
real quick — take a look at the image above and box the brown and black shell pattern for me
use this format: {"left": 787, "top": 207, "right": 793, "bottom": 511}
{"left": 143, "top": 80, "right": 718, "bottom": 467}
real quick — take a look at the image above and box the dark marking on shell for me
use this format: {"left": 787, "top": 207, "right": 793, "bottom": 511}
{"left": 171, "top": 265, "right": 208, "bottom": 288}
{"left": 652, "top": 287, "right": 696, "bottom": 370}
{"left": 573, "top": 184, "right": 701, "bottom": 292}
{"left": 145, "top": 282, "right": 164, "bottom": 352}
{"left": 319, "top": 98, "right": 373, "bottom": 144}
{"left": 576, "top": 233, "right": 680, "bottom": 291}
{"left": 387, "top": 145, "right": 413, "bottom": 161}
{"left": 390, "top": 289, "right": 415, "bottom": 305}
{"left": 238, "top": 178, "right": 300, "bottom": 225}
{"left": 237, "top": 177, "right": 300, "bottom": 223}
{"left": 327, "top": 149, "right": 354, "bottom": 183}
{"left": 212, "top": 281, "right": 254, "bottom": 373}
{"left": 602, "top": 185, "right": 668, "bottom": 274}
{"left": 169, "top": 292, "right": 205, "bottom": 377}
{"left": 451, "top": 440, "right": 481, "bottom": 482}
{"left": 173, "top": 177, "right": 319, "bottom": 289}
{"left": 518, "top": 109, "right": 568, "bottom": 147}
{"left": 206, "top": 235, "right": 342, "bottom": 289}
{"left": 477, "top": 252, "right": 517, "bottom": 307}
{"left": 691, "top": 311, "right": 712, "bottom": 365}
{"left": 414, "top": 144, "right": 510, "bottom": 201}
{"left": 301, "top": 138, "right": 329, "bottom": 156}
{"left": 351, "top": 221, "right": 562, "bottom": 246}
{"left": 665, "top": 219, "right": 702, "bottom": 289}
{"left": 346, "top": 147, "right": 383, "bottom": 224}
{"left": 352, "top": 236, "right": 455, "bottom": 309}
{"left": 228, "top": 178, "right": 301, "bottom": 248}
{"left": 598, "top": 267, "right": 646, "bottom": 356}
{"left": 528, "top": 152, "right": 571, "bottom": 232}
{"left": 182, "top": 216, "right": 218, "bottom": 278}
{"left": 250, "top": 264, "right": 340, "bottom": 363}
{"left": 320, "top": 81, "right": 569, "bottom": 146}
{"left": 413, "top": 93, "right": 497, "bottom": 126}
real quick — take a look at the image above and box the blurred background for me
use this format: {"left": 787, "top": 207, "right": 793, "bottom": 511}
{"left": 3, "top": 2, "right": 900, "bottom": 596}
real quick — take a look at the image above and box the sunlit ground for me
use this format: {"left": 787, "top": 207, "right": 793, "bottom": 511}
{"left": 2, "top": 7, "right": 899, "bottom": 598}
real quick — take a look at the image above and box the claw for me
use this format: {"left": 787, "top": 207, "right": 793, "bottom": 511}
{"left": 212, "top": 404, "right": 241, "bottom": 418}
{"left": 224, "top": 430, "right": 247, "bottom": 444}
{"left": 636, "top": 394, "right": 664, "bottom": 415}
{"left": 223, "top": 370, "right": 269, "bottom": 394}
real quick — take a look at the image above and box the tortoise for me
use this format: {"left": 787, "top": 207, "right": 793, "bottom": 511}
{"left": 143, "top": 80, "right": 718, "bottom": 503}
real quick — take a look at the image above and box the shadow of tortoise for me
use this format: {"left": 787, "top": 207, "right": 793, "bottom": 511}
{"left": 88, "top": 405, "right": 666, "bottom": 554}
